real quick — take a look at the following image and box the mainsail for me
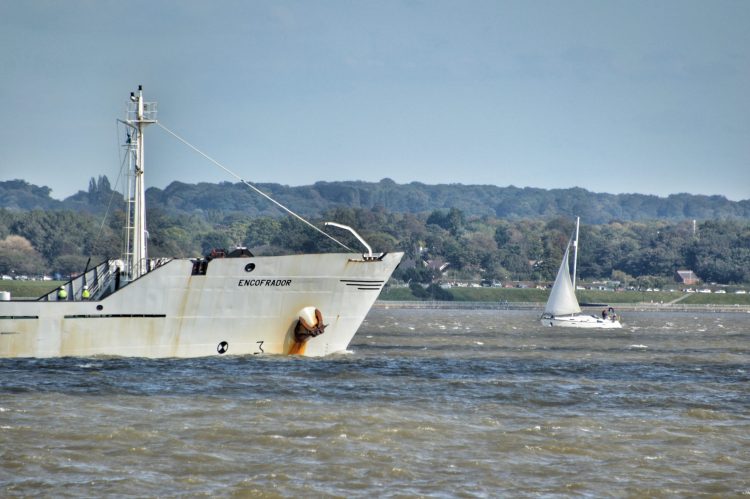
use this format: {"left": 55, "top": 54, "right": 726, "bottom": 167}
{"left": 543, "top": 237, "right": 582, "bottom": 316}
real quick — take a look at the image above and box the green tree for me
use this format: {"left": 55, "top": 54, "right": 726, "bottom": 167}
{"left": 52, "top": 254, "right": 91, "bottom": 277}
{"left": 245, "top": 217, "right": 282, "bottom": 247}
{"left": 0, "top": 235, "right": 47, "bottom": 275}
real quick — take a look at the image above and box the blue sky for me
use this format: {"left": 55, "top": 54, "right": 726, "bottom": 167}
{"left": 1, "top": 0, "right": 748, "bottom": 201}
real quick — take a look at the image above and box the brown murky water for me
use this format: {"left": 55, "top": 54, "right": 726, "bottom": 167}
{"left": 1, "top": 309, "right": 749, "bottom": 496}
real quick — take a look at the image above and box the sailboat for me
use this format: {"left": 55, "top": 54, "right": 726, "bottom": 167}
{"left": 540, "top": 217, "right": 622, "bottom": 328}
{"left": 0, "top": 86, "right": 403, "bottom": 358}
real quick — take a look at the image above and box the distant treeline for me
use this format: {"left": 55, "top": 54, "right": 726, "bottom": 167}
{"left": 1, "top": 177, "right": 749, "bottom": 286}
{"left": 2, "top": 177, "right": 749, "bottom": 222}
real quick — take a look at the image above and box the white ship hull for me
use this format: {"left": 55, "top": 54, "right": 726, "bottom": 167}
{"left": 0, "top": 252, "right": 402, "bottom": 358}
{"left": 540, "top": 313, "right": 622, "bottom": 329}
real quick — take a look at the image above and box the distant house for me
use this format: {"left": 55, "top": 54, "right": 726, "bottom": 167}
{"left": 675, "top": 270, "right": 699, "bottom": 285}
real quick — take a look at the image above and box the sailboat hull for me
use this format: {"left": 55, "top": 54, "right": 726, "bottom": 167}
{"left": 540, "top": 314, "right": 622, "bottom": 329}
{"left": 0, "top": 252, "right": 403, "bottom": 358}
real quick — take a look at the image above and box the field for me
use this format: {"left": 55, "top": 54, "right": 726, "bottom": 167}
{"left": 0, "top": 280, "right": 64, "bottom": 298}
{"left": 380, "top": 285, "right": 750, "bottom": 306}
{"left": 3, "top": 280, "right": 750, "bottom": 306}
{"left": 679, "top": 292, "right": 750, "bottom": 305}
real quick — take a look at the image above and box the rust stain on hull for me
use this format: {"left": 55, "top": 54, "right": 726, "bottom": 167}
{"left": 287, "top": 340, "right": 308, "bottom": 355}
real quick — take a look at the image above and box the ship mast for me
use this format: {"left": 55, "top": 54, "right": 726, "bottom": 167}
{"left": 121, "top": 86, "right": 157, "bottom": 280}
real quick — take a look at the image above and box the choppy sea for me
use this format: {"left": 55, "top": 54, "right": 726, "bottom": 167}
{"left": 1, "top": 308, "right": 749, "bottom": 497}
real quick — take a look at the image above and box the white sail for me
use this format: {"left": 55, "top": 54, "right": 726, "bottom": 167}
{"left": 543, "top": 238, "right": 582, "bottom": 316}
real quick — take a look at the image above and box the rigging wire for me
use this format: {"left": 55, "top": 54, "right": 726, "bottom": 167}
{"left": 88, "top": 121, "right": 132, "bottom": 259}
{"left": 156, "top": 122, "right": 354, "bottom": 252}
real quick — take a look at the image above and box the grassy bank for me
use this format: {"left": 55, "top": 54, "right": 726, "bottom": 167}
{"left": 0, "top": 281, "right": 64, "bottom": 298}
{"left": 679, "top": 292, "right": 750, "bottom": 305}
{"left": 380, "top": 286, "right": 750, "bottom": 306}
{"left": 4, "top": 280, "right": 749, "bottom": 306}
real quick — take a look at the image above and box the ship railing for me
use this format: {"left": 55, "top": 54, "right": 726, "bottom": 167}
{"left": 38, "top": 260, "right": 117, "bottom": 302}
{"left": 86, "top": 261, "right": 124, "bottom": 300}
{"left": 38, "top": 257, "right": 173, "bottom": 302}
{"left": 126, "top": 101, "right": 158, "bottom": 122}
{"left": 93, "top": 257, "right": 172, "bottom": 299}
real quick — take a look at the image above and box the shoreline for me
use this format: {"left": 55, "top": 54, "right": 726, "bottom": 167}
{"left": 374, "top": 300, "right": 750, "bottom": 314}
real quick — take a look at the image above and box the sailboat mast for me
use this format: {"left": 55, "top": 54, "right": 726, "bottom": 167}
{"left": 572, "top": 216, "right": 580, "bottom": 291}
